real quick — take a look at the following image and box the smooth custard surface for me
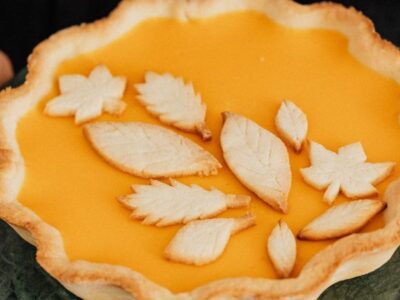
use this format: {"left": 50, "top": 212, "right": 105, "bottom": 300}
{"left": 17, "top": 12, "right": 400, "bottom": 292}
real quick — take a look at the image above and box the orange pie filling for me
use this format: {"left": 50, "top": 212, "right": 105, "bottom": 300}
{"left": 16, "top": 12, "right": 400, "bottom": 292}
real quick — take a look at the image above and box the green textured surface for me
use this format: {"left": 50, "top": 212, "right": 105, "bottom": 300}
{"left": 0, "top": 70, "right": 399, "bottom": 299}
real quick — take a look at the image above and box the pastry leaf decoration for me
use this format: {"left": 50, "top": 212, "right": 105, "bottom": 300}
{"left": 136, "top": 72, "right": 212, "bottom": 140}
{"left": 298, "top": 199, "right": 386, "bottom": 240}
{"left": 118, "top": 179, "right": 250, "bottom": 226}
{"left": 84, "top": 122, "right": 221, "bottom": 178}
{"left": 45, "top": 65, "right": 127, "bottom": 124}
{"left": 164, "top": 214, "right": 255, "bottom": 266}
{"left": 220, "top": 112, "right": 292, "bottom": 213}
{"left": 275, "top": 100, "right": 308, "bottom": 152}
{"left": 301, "top": 141, "right": 395, "bottom": 204}
{"left": 267, "top": 220, "right": 296, "bottom": 278}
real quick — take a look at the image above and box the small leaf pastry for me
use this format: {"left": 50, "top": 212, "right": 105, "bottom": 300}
{"left": 164, "top": 214, "right": 255, "bottom": 266}
{"left": 220, "top": 112, "right": 292, "bottom": 213}
{"left": 298, "top": 199, "right": 386, "bottom": 240}
{"left": 83, "top": 122, "right": 222, "bottom": 178}
{"left": 275, "top": 100, "right": 308, "bottom": 152}
{"left": 135, "top": 72, "right": 212, "bottom": 140}
{"left": 267, "top": 220, "right": 296, "bottom": 278}
{"left": 45, "top": 65, "right": 127, "bottom": 124}
{"left": 301, "top": 141, "right": 395, "bottom": 204}
{"left": 118, "top": 179, "right": 251, "bottom": 226}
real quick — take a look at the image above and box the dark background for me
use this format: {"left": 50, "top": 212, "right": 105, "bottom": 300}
{"left": 0, "top": 1, "right": 399, "bottom": 299}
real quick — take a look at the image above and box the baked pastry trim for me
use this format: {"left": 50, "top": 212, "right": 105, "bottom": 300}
{"left": 0, "top": 0, "right": 400, "bottom": 299}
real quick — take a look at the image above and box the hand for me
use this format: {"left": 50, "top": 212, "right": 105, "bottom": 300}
{"left": 0, "top": 51, "right": 14, "bottom": 86}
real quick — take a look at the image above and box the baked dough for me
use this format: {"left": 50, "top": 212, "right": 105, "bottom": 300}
{"left": 44, "top": 65, "right": 126, "bottom": 124}
{"left": 118, "top": 179, "right": 250, "bottom": 226}
{"left": 164, "top": 214, "right": 255, "bottom": 266}
{"left": 135, "top": 72, "right": 212, "bottom": 140}
{"left": 83, "top": 121, "right": 222, "bottom": 178}
{"left": 220, "top": 112, "right": 292, "bottom": 213}
{"left": 298, "top": 199, "right": 386, "bottom": 240}
{"left": 267, "top": 220, "right": 296, "bottom": 278}
{"left": 301, "top": 141, "right": 395, "bottom": 204}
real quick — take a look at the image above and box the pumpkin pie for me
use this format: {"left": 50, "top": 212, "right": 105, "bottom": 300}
{"left": 1, "top": 0, "right": 400, "bottom": 299}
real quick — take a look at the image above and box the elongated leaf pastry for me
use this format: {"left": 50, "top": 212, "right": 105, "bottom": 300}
{"left": 220, "top": 112, "right": 292, "bottom": 213}
{"left": 275, "top": 100, "right": 308, "bottom": 152}
{"left": 135, "top": 72, "right": 212, "bottom": 140}
{"left": 298, "top": 199, "right": 386, "bottom": 240}
{"left": 165, "top": 214, "right": 255, "bottom": 266}
{"left": 83, "top": 122, "right": 221, "bottom": 178}
{"left": 301, "top": 141, "right": 395, "bottom": 204}
{"left": 118, "top": 179, "right": 251, "bottom": 226}
{"left": 267, "top": 220, "right": 296, "bottom": 278}
{"left": 45, "top": 65, "right": 126, "bottom": 124}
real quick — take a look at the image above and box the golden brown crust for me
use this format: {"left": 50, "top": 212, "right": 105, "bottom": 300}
{"left": 0, "top": 0, "right": 400, "bottom": 299}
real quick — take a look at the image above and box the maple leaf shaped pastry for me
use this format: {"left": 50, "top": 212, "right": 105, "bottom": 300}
{"left": 83, "top": 122, "right": 222, "bottom": 178}
{"left": 301, "top": 141, "right": 395, "bottom": 204}
{"left": 275, "top": 100, "right": 308, "bottom": 152}
{"left": 298, "top": 199, "right": 386, "bottom": 240}
{"left": 267, "top": 220, "right": 296, "bottom": 278}
{"left": 44, "top": 65, "right": 127, "bottom": 124}
{"left": 118, "top": 179, "right": 251, "bottom": 227}
{"left": 135, "top": 72, "right": 212, "bottom": 140}
{"left": 164, "top": 214, "right": 255, "bottom": 266}
{"left": 220, "top": 112, "right": 292, "bottom": 213}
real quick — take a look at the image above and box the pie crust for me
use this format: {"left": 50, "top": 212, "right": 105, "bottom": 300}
{"left": 1, "top": 0, "right": 400, "bottom": 299}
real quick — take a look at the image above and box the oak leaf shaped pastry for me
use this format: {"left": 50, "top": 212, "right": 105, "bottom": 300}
{"left": 267, "top": 220, "right": 296, "bottom": 278}
{"left": 135, "top": 72, "right": 212, "bottom": 140}
{"left": 275, "top": 100, "right": 308, "bottom": 152}
{"left": 164, "top": 214, "right": 255, "bottom": 266}
{"left": 301, "top": 141, "right": 395, "bottom": 204}
{"left": 298, "top": 199, "right": 386, "bottom": 240}
{"left": 220, "top": 112, "right": 292, "bottom": 213}
{"left": 83, "top": 122, "right": 221, "bottom": 178}
{"left": 118, "top": 179, "right": 250, "bottom": 226}
{"left": 44, "top": 65, "right": 127, "bottom": 124}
